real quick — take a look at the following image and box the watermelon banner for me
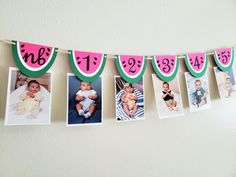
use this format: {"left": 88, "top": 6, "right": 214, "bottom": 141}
{"left": 151, "top": 55, "right": 179, "bottom": 81}
{"left": 115, "top": 55, "right": 147, "bottom": 83}
{"left": 184, "top": 52, "right": 208, "bottom": 78}
{"left": 68, "top": 50, "right": 107, "bottom": 82}
{"left": 213, "top": 47, "right": 234, "bottom": 71}
{"left": 12, "top": 40, "right": 58, "bottom": 77}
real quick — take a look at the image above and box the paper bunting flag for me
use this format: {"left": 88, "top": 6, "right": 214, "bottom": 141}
{"left": 115, "top": 55, "right": 147, "bottom": 83}
{"left": 213, "top": 47, "right": 234, "bottom": 71}
{"left": 12, "top": 40, "right": 58, "bottom": 77}
{"left": 151, "top": 55, "right": 179, "bottom": 81}
{"left": 68, "top": 50, "right": 107, "bottom": 82}
{"left": 184, "top": 52, "right": 208, "bottom": 78}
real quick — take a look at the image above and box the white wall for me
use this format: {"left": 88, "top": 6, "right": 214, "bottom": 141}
{"left": 0, "top": 0, "right": 236, "bottom": 177}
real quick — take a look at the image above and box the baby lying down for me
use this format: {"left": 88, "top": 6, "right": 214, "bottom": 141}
{"left": 16, "top": 80, "right": 43, "bottom": 117}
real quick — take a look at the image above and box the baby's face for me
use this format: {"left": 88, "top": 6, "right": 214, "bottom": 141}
{"left": 162, "top": 84, "right": 169, "bottom": 92}
{"left": 28, "top": 83, "right": 39, "bottom": 93}
{"left": 80, "top": 82, "right": 91, "bottom": 91}
{"left": 195, "top": 81, "right": 201, "bottom": 90}
{"left": 125, "top": 86, "right": 133, "bottom": 93}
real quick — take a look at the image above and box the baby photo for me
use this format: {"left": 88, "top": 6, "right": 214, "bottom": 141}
{"left": 67, "top": 73, "right": 103, "bottom": 126}
{"left": 5, "top": 67, "right": 52, "bottom": 125}
{"left": 115, "top": 76, "right": 144, "bottom": 122}
{"left": 185, "top": 72, "right": 211, "bottom": 112}
{"left": 214, "top": 67, "right": 236, "bottom": 104}
{"left": 152, "top": 74, "right": 184, "bottom": 119}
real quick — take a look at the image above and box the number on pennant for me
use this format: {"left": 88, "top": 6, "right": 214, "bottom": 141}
{"left": 193, "top": 56, "right": 200, "bottom": 69}
{"left": 218, "top": 50, "right": 229, "bottom": 64}
{"left": 162, "top": 58, "right": 171, "bottom": 73}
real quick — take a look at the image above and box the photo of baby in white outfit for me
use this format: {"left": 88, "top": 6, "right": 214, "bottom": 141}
{"left": 4, "top": 67, "right": 52, "bottom": 126}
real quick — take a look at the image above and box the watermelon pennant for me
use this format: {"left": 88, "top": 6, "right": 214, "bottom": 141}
{"left": 151, "top": 55, "right": 179, "bottom": 81}
{"left": 68, "top": 50, "right": 107, "bottom": 82}
{"left": 115, "top": 55, "right": 147, "bottom": 83}
{"left": 213, "top": 47, "right": 234, "bottom": 71}
{"left": 12, "top": 40, "right": 58, "bottom": 77}
{"left": 184, "top": 52, "right": 208, "bottom": 78}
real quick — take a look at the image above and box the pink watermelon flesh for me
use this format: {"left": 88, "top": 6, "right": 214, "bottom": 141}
{"left": 19, "top": 41, "right": 53, "bottom": 68}
{"left": 120, "top": 56, "right": 144, "bottom": 76}
{"left": 215, "top": 48, "right": 232, "bottom": 66}
{"left": 187, "top": 53, "right": 205, "bottom": 71}
{"left": 155, "top": 55, "right": 176, "bottom": 75}
{"left": 74, "top": 51, "right": 103, "bottom": 74}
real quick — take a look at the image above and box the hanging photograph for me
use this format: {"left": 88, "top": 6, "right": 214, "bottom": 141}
{"left": 67, "top": 73, "right": 103, "bottom": 126}
{"left": 152, "top": 74, "right": 184, "bottom": 118}
{"left": 115, "top": 76, "right": 144, "bottom": 122}
{"left": 214, "top": 67, "right": 236, "bottom": 104}
{"left": 4, "top": 67, "right": 52, "bottom": 125}
{"left": 185, "top": 72, "right": 211, "bottom": 112}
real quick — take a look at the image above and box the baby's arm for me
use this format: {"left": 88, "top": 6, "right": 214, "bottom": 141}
{"left": 75, "top": 94, "right": 85, "bottom": 101}
{"left": 121, "top": 93, "right": 127, "bottom": 103}
{"left": 75, "top": 90, "right": 85, "bottom": 101}
{"left": 89, "top": 94, "right": 98, "bottom": 100}
{"left": 162, "top": 92, "right": 169, "bottom": 99}
{"left": 131, "top": 93, "right": 138, "bottom": 101}
{"left": 34, "top": 92, "right": 43, "bottom": 101}
{"left": 19, "top": 91, "right": 28, "bottom": 100}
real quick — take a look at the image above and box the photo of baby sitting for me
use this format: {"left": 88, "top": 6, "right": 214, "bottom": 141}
{"left": 115, "top": 76, "right": 144, "bottom": 122}
{"left": 193, "top": 79, "right": 207, "bottom": 107}
{"left": 161, "top": 82, "right": 178, "bottom": 111}
{"left": 185, "top": 72, "right": 211, "bottom": 112}
{"left": 67, "top": 74, "right": 102, "bottom": 126}
{"left": 75, "top": 81, "right": 97, "bottom": 118}
{"left": 5, "top": 67, "right": 52, "bottom": 126}
{"left": 152, "top": 74, "right": 184, "bottom": 119}
{"left": 120, "top": 83, "right": 138, "bottom": 117}
{"left": 214, "top": 67, "right": 236, "bottom": 104}
{"left": 16, "top": 80, "right": 43, "bottom": 117}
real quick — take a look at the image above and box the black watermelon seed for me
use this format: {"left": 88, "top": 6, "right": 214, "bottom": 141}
{"left": 77, "top": 61, "right": 81, "bottom": 65}
{"left": 122, "top": 61, "right": 126, "bottom": 64}
{"left": 138, "top": 65, "right": 141, "bottom": 67}
{"left": 46, "top": 52, "right": 50, "bottom": 56}
{"left": 157, "top": 60, "right": 159, "bottom": 63}
{"left": 93, "top": 62, "right": 97, "bottom": 65}
{"left": 191, "top": 62, "right": 193, "bottom": 65}
{"left": 123, "top": 64, "right": 127, "bottom": 68}
{"left": 76, "top": 57, "right": 80, "bottom": 60}
{"left": 158, "top": 64, "right": 160, "bottom": 67}
{"left": 94, "top": 57, "right": 98, "bottom": 61}
{"left": 47, "top": 48, "right": 51, "bottom": 52}
{"left": 138, "top": 60, "right": 141, "bottom": 63}
{"left": 20, "top": 44, "right": 25, "bottom": 48}
{"left": 21, "top": 49, "right": 25, "bottom": 53}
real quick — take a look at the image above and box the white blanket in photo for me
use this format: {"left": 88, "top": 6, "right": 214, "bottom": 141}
{"left": 5, "top": 85, "right": 51, "bottom": 125}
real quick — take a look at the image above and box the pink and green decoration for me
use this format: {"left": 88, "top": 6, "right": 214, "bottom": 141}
{"left": 68, "top": 50, "right": 107, "bottom": 82}
{"left": 12, "top": 40, "right": 58, "bottom": 77}
{"left": 115, "top": 55, "right": 147, "bottom": 83}
{"left": 184, "top": 52, "right": 208, "bottom": 78}
{"left": 213, "top": 47, "right": 234, "bottom": 71}
{"left": 151, "top": 55, "right": 179, "bottom": 81}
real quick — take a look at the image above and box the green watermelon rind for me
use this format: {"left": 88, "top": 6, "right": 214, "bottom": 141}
{"left": 184, "top": 53, "right": 208, "bottom": 78}
{"left": 151, "top": 56, "right": 179, "bottom": 82}
{"left": 213, "top": 48, "right": 234, "bottom": 72}
{"left": 12, "top": 40, "right": 57, "bottom": 77}
{"left": 68, "top": 50, "right": 107, "bottom": 82}
{"left": 115, "top": 55, "right": 147, "bottom": 84}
